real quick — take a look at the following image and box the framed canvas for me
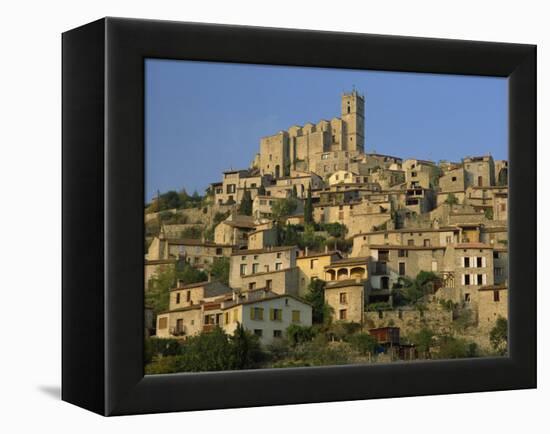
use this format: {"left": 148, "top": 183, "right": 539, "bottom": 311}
{"left": 62, "top": 17, "right": 536, "bottom": 416}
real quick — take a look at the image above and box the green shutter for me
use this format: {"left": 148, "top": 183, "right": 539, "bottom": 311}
{"left": 270, "top": 308, "right": 275, "bottom": 320}
{"left": 250, "top": 307, "right": 255, "bottom": 320}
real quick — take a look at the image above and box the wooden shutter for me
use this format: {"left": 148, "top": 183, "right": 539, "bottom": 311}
{"left": 482, "top": 256, "right": 487, "bottom": 267}
{"left": 269, "top": 308, "right": 275, "bottom": 320}
{"left": 250, "top": 307, "right": 255, "bottom": 320}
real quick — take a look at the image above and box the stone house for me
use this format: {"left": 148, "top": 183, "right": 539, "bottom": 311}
{"left": 351, "top": 226, "right": 462, "bottom": 257}
{"left": 211, "top": 169, "right": 270, "bottom": 205}
{"left": 155, "top": 280, "right": 232, "bottom": 339}
{"left": 156, "top": 285, "right": 313, "bottom": 346}
{"left": 146, "top": 235, "right": 233, "bottom": 268}
{"left": 493, "top": 191, "right": 508, "bottom": 222}
{"left": 214, "top": 214, "right": 257, "bottom": 248}
{"left": 492, "top": 247, "right": 508, "bottom": 285}
{"left": 477, "top": 284, "right": 508, "bottom": 334}
{"left": 222, "top": 291, "right": 313, "bottom": 346}
{"left": 229, "top": 246, "right": 299, "bottom": 290}
{"left": 247, "top": 227, "right": 278, "bottom": 250}
{"left": 324, "top": 278, "right": 365, "bottom": 323}
{"left": 463, "top": 155, "right": 495, "bottom": 188}
{"left": 403, "top": 159, "right": 439, "bottom": 189}
{"left": 296, "top": 250, "right": 342, "bottom": 296}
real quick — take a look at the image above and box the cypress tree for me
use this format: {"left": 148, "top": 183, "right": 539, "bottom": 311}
{"left": 304, "top": 185, "right": 313, "bottom": 225}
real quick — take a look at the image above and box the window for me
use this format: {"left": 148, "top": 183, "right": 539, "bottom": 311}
{"left": 241, "top": 255, "right": 246, "bottom": 260}
{"left": 250, "top": 307, "right": 264, "bottom": 320}
{"left": 186, "top": 291, "right": 191, "bottom": 302}
{"left": 378, "top": 250, "right": 389, "bottom": 261}
{"left": 340, "top": 292, "right": 348, "bottom": 304}
{"left": 276, "top": 252, "right": 282, "bottom": 258}
{"left": 240, "top": 264, "right": 247, "bottom": 276}
{"left": 464, "top": 274, "right": 471, "bottom": 285}
{"left": 158, "top": 317, "right": 167, "bottom": 329}
{"left": 423, "top": 239, "right": 431, "bottom": 247}
{"left": 249, "top": 282, "right": 256, "bottom": 290}
{"left": 253, "top": 255, "right": 259, "bottom": 260}
{"left": 407, "top": 239, "right": 414, "bottom": 246}
{"left": 478, "top": 176, "right": 483, "bottom": 187}
{"left": 275, "top": 263, "right": 282, "bottom": 271}
{"left": 339, "top": 309, "right": 347, "bottom": 320}
{"left": 464, "top": 257, "right": 470, "bottom": 268}
{"left": 476, "top": 257, "right": 483, "bottom": 267}
{"left": 227, "top": 184, "right": 236, "bottom": 194}
{"left": 477, "top": 274, "right": 483, "bottom": 285}
{"left": 493, "top": 252, "right": 500, "bottom": 259}
{"left": 270, "top": 308, "right": 283, "bottom": 321}
{"left": 399, "top": 262, "right": 406, "bottom": 276}
{"left": 495, "top": 267, "right": 503, "bottom": 277}
{"left": 176, "top": 293, "right": 181, "bottom": 304}
{"left": 310, "top": 259, "right": 318, "bottom": 269}
{"left": 452, "top": 176, "right": 457, "bottom": 182}
{"left": 254, "top": 329, "right": 263, "bottom": 337}
{"left": 398, "top": 249, "right": 408, "bottom": 258}
{"left": 446, "top": 236, "right": 452, "bottom": 244}
{"left": 216, "top": 247, "right": 222, "bottom": 255}
{"left": 464, "top": 293, "right": 471, "bottom": 302}
{"left": 266, "top": 279, "right": 272, "bottom": 290}
{"left": 252, "top": 263, "right": 259, "bottom": 274}
{"left": 292, "top": 310, "right": 301, "bottom": 323}
{"left": 493, "top": 291, "right": 500, "bottom": 302}
{"left": 411, "top": 171, "right": 417, "bottom": 177}
{"left": 500, "top": 203, "right": 506, "bottom": 212}
{"left": 273, "top": 330, "right": 283, "bottom": 338}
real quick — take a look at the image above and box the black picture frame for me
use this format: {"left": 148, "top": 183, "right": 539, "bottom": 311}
{"left": 62, "top": 17, "right": 536, "bottom": 416}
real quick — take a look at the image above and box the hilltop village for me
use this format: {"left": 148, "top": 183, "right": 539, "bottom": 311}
{"left": 144, "top": 90, "right": 508, "bottom": 372}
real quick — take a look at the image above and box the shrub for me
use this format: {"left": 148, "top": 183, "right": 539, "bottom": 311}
{"left": 286, "top": 324, "right": 317, "bottom": 346}
{"left": 348, "top": 333, "right": 379, "bottom": 356}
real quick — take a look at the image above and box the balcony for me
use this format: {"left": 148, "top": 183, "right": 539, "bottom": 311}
{"left": 170, "top": 327, "right": 186, "bottom": 337}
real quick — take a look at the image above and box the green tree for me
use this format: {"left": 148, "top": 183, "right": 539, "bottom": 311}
{"left": 160, "top": 190, "right": 181, "bottom": 210}
{"left": 257, "top": 184, "right": 266, "bottom": 195}
{"left": 238, "top": 185, "right": 253, "bottom": 216}
{"left": 272, "top": 197, "right": 298, "bottom": 223}
{"left": 348, "top": 333, "right": 379, "bottom": 356}
{"left": 304, "top": 185, "right": 314, "bottom": 225}
{"left": 208, "top": 257, "right": 230, "bottom": 285}
{"left": 436, "top": 336, "right": 479, "bottom": 359}
{"left": 397, "top": 271, "right": 439, "bottom": 305}
{"left": 409, "top": 327, "right": 435, "bottom": 357}
{"left": 286, "top": 324, "right": 316, "bottom": 346}
{"left": 490, "top": 316, "right": 508, "bottom": 355}
{"left": 445, "top": 192, "right": 459, "bottom": 206}
{"left": 230, "top": 323, "right": 264, "bottom": 369}
{"left": 303, "top": 279, "right": 333, "bottom": 326}
{"left": 176, "top": 262, "right": 208, "bottom": 286}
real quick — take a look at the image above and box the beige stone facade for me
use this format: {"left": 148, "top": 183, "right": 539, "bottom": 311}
{"left": 296, "top": 251, "right": 342, "bottom": 296}
{"left": 324, "top": 279, "right": 365, "bottom": 324}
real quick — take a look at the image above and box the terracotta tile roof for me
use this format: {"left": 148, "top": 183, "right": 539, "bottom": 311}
{"left": 231, "top": 245, "right": 297, "bottom": 256}
{"left": 222, "top": 293, "right": 312, "bottom": 309}
{"left": 297, "top": 250, "right": 342, "bottom": 260}
{"left": 478, "top": 284, "right": 508, "bottom": 292}
{"left": 166, "top": 238, "right": 233, "bottom": 248}
{"left": 325, "top": 256, "right": 369, "bottom": 267}
{"left": 368, "top": 244, "right": 446, "bottom": 251}
{"left": 325, "top": 278, "right": 366, "bottom": 289}
{"left": 455, "top": 243, "right": 493, "bottom": 249}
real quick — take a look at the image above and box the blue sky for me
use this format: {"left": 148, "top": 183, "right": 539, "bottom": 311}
{"left": 145, "top": 59, "right": 507, "bottom": 201}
